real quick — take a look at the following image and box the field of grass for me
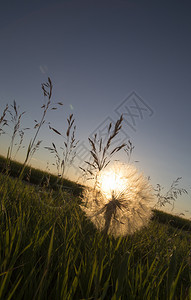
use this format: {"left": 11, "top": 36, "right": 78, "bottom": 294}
{"left": 0, "top": 169, "right": 191, "bottom": 299}
{"left": 0, "top": 155, "right": 83, "bottom": 196}
{"left": 0, "top": 78, "right": 190, "bottom": 299}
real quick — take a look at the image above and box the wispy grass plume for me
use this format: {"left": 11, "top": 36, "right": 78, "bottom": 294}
{"left": 154, "top": 177, "right": 188, "bottom": 210}
{"left": 80, "top": 115, "right": 126, "bottom": 185}
{"left": 45, "top": 114, "right": 78, "bottom": 179}
{"left": 0, "top": 104, "right": 8, "bottom": 136}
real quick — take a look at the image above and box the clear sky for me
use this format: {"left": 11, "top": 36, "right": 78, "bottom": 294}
{"left": 0, "top": 0, "right": 191, "bottom": 217}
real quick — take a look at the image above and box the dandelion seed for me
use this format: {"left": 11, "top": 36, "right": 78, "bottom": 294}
{"left": 81, "top": 162, "right": 154, "bottom": 237}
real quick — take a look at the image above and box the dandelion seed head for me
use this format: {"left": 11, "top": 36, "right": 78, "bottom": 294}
{"left": 81, "top": 162, "right": 154, "bottom": 237}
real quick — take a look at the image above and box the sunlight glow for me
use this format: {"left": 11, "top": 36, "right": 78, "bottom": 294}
{"left": 81, "top": 162, "right": 154, "bottom": 237}
{"left": 98, "top": 169, "right": 127, "bottom": 200}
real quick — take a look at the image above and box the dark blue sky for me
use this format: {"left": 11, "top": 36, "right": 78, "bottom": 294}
{"left": 0, "top": 0, "right": 191, "bottom": 216}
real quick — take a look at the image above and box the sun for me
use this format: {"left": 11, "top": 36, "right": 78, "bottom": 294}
{"left": 98, "top": 168, "right": 127, "bottom": 200}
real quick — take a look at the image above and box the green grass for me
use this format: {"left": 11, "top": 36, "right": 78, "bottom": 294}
{"left": 152, "top": 209, "right": 191, "bottom": 231}
{"left": 0, "top": 154, "right": 83, "bottom": 196}
{"left": 0, "top": 80, "right": 190, "bottom": 299}
{"left": 0, "top": 172, "right": 191, "bottom": 299}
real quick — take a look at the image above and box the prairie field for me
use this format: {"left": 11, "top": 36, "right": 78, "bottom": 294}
{"left": 0, "top": 79, "right": 190, "bottom": 299}
{"left": 0, "top": 161, "right": 191, "bottom": 299}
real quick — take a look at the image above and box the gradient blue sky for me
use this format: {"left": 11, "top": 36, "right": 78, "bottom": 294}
{"left": 0, "top": 0, "right": 190, "bottom": 217}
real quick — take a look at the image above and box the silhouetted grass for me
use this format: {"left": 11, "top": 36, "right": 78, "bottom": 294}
{"left": 0, "top": 78, "right": 190, "bottom": 299}
{"left": 152, "top": 209, "right": 191, "bottom": 232}
{"left": 0, "top": 154, "right": 83, "bottom": 196}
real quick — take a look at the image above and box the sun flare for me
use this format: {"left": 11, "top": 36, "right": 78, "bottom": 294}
{"left": 98, "top": 169, "right": 127, "bottom": 200}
